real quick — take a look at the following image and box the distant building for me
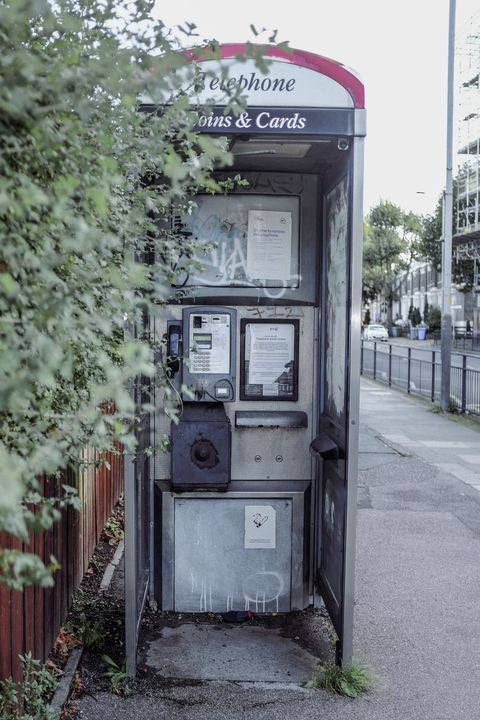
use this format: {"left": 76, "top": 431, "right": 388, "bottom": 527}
{"left": 455, "top": 13, "right": 480, "bottom": 337}
{"left": 368, "top": 260, "right": 469, "bottom": 328}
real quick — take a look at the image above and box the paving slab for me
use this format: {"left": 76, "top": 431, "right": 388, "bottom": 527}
{"left": 361, "top": 377, "right": 480, "bottom": 493}
{"left": 358, "top": 425, "right": 400, "bottom": 470}
{"left": 144, "top": 624, "right": 320, "bottom": 683}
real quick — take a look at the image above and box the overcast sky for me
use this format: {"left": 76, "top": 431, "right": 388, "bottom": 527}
{"left": 154, "top": 0, "right": 480, "bottom": 218}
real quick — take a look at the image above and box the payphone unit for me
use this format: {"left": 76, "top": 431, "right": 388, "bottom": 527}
{"left": 167, "top": 307, "right": 236, "bottom": 402}
{"left": 166, "top": 307, "right": 237, "bottom": 491}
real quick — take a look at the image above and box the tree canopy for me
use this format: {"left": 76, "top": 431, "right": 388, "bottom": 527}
{"left": 418, "top": 188, "right": 475, "bottom": 292}
{"left": 363, "top": 188, "right": 475, "bottom": 322}
{"left": 362, "top": 201, "right": 422, "bottom": 309}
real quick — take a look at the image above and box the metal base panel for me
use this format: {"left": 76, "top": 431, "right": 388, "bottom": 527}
{"left": 155, "top": 481, "right": 310, "bottom": 613}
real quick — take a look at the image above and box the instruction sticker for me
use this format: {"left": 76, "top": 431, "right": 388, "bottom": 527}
{"left": 246, "top": 210, "right": 292, "bottom": 280}
{"left": 247, "top": 322, "right": 294, "bottom": 387}
{"left": 245, "top": 505, "right": 276, "bottom": 549}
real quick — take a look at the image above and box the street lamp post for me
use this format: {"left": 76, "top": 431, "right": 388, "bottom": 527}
{"left": 440, "top": 0, "right": 456, "bottom": 411}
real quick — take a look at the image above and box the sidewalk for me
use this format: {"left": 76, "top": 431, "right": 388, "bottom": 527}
{"left": 76, "top": 379, "right": 480, "bottom": 720}
{"left": 360, "top": 376, "right": 480, "bottom": 491}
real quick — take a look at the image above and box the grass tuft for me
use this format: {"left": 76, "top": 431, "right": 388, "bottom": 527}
{"left": 304, "top": 662, "right": 374, "bottom": 698}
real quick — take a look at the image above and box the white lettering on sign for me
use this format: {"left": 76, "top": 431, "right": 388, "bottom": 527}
{"left": 255, "top": 111, "right": 306, "bottom": 130}
{"left": 196, "top": 114, "right": 233, "bottom": 129}
{"left": 195, "top": 111, "right": 308, "bottom": 131}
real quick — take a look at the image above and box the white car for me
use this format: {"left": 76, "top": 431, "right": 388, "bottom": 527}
{"left": 363, "top": 324, "right": 389, "bottom": 341}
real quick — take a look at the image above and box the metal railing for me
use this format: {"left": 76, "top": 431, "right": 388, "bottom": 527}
{"left": 360, "top": 340, "right": 480, "bottom": 415}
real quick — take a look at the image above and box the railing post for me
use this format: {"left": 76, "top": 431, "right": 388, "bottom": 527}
{"left": 373, "top": 341, "right": 377, "bottom": 380}
{"left": 407, "top": 347, "right": 411, "bottom": 393}
{"left": 461, "top": 354, "right": 467, "bottom": 413}
{"left": 431, "top": 350, "right": 436, "bottom": 402}
{"left": 388, "top": 344, "right": 392, "bottom": 386}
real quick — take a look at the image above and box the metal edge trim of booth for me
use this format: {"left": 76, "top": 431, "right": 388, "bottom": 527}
{"left": 124, "top": 450, "right": 138, "bottom": 676}
{"left": 354, "top": 109, "right": 367, "bottom": 138}
{"left": 340, "top": 134, "right": 365, "bottom": 667}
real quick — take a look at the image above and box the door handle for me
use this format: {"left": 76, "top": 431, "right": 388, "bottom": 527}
{"left": 309, "top": 434, "right": 342, "bottom": 461}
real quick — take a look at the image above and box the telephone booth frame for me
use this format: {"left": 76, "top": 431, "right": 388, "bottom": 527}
{"left": 124, "top": 44, "right": 366, "bottom": 674}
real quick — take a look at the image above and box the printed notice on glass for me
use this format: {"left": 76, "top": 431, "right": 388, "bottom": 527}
{"left": 246, "top": 210, "right": 292, "bottom": 280}
{"left": 245, "top": 506, "right": 276, "bottom": 549}
{"left": 247, "top": 323, "right": 294, "bottom": 388}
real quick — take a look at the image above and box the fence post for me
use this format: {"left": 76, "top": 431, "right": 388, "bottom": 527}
{"left": 431, "top": 350, "right": 436, "bottom": 402}
{"left": 461, "top": 354, "right": 467, "bottom": 413}
{"left": 407, "top": 347, "right": 411, "bottom": 393}
{"left": 360, "top": 339, "right": 364, "bottom": 375}
{"left": 373, "top": 342, "right": 377, "bottom": 380}
{"left": 388, "top": 344, "right": 392, "bottom": 386}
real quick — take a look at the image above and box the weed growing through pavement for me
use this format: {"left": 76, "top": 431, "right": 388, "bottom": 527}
{"left": 303, "top": 662, "right": 374, "bottom": 698}
{"left": 102, "top": 516, "right": 124, "bottom": 545}
{"left": 66, "top": 593, "right": 109, "bottom": 650}
{"left": 101, "top": 656, "right": 132, "bottom": 697}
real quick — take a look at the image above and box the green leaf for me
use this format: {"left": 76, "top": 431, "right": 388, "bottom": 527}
{"left": 338, "top": 679, "right": 357, "bottom": 698}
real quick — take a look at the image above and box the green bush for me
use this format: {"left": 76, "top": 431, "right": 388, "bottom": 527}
{"left": 426, "top": 305, "right": 441, "bottom": 330}
{"left": 0, "top": 0, "right": 274, "bottom": 587}
{"left": 0, "top": 653, "right": 58, "bottom": 720}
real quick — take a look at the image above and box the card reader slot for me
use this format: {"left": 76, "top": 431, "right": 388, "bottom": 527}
{"left": 235, "top": 411, "right": 308, "bottom": 428}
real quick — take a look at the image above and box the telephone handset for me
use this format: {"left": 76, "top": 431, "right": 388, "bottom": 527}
{"left": 166, "top": 324, "right": 181, "bottom": 375}
{"left": 166, "top": 307, "right": 236, "bottom": 402}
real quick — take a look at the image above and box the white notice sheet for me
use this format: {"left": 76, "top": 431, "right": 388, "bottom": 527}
{"left": 246, "top": 210, "right": 292, "bottom": 280}
{"left": 247, "top": 323, "right": 294, "bottom": 387}
{"left": 245, "top": 505, "right": 276, "bottom": 549}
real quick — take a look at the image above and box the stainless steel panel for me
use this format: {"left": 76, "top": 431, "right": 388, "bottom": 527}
{"left": 228, "top": 307, "right": 316, "bottom": 481}
{"left": 156, "top": 481, "right": 309, "bottom": 612}
{"left": 174, "top": 497, "right": 292, "bottom": 613}
{"left": 154, "top": 306, "right": 317, "bottom": 483}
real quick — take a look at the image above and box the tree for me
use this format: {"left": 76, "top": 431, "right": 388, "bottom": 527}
{"left": 0, "top": 0, "right": 275, "bottom": 588}
{"left": 419, "top": 185, "right": 475, "bottom": 291}
{"left": 363, "top": 201, "right": 422, "bottom": 329}
{"left": 410, "top": 307, "right": 422, "bottom": 327}
{"left": 427, "top": 306, "right": 442, "bottom": 331}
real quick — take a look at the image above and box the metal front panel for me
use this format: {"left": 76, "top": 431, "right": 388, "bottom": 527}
{"left": 228, "top": 307, "right": 316, "bottom": 481}
{"left": 175, "top": 497, "right": 292, "bottom": 613}
{"left": 156, "top": 481, "right": 309, "bottom": 612}
{"left": 154, "top": 306, "right": 317, "bottom": 483}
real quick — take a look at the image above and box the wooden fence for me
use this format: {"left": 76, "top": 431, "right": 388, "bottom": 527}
{"left": 0, "top": 446, "right": 123, "bottom": 681}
